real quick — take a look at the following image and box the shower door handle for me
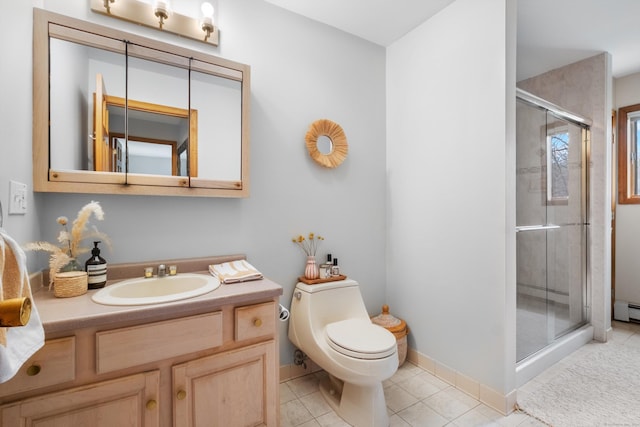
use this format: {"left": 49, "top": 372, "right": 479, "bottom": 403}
{"left": 515, "top": 224, "right": 561, "bottom": 232}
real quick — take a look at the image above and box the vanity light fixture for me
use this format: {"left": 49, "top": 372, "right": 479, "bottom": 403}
{"left": 153, "top": 0, "right": 170, "bottom": 29}
{"left": 200, "top": 2, "right": 215, "bottom": 42}
{"left": 90, "top": 0, "right": 219, "bottom": 46}
{"left": 103, "top": 0, "right": 115, "bottom": 13}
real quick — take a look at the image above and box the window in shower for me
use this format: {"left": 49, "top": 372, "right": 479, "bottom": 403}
{"left": 547, "top": 127, "right": 569, "bottom": 203}
{"left": 617, "top": 103, "right": 640, "bottom": 204}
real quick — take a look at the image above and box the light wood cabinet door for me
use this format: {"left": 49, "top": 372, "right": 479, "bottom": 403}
{"left": 0, "top": 371, "right": 160, "bottom": 427}
{"left": 173, "top": 340, "right": 277, "bottom": 427}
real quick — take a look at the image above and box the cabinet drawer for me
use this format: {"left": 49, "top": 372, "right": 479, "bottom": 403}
{"left": 234, "top": 301, "right": 275, "bottom": 342}
{"left": 96, "top": 311, "right": 222, "bottom": 374}
{"left": 0, "top": 337, "right": 75, "bottom": 397}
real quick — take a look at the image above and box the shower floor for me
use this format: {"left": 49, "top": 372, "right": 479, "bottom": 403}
{"left": 517, "top": 293, "right": 575, "bottom": 362}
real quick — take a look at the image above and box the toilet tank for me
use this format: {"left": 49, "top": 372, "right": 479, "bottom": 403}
{"left": 293, "top": 279, "right": 370, "bottom": 328}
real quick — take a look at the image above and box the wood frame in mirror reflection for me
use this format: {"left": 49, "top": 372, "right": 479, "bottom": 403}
{"left": 93, "top": 89, "right": 197, "bottom": 177}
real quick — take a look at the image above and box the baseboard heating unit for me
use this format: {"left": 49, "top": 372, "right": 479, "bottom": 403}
{"left": 613, "top": 301, "right": 640, "bottom": 323}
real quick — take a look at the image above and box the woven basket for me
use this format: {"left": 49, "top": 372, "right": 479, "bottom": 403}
{"left": 371, "top": 304, "right": 409, "bottom": 367}
{"left": 54, "top": 271, "right": 88, "bottom": 298}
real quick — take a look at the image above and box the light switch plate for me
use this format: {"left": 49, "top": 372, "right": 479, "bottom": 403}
{"left": 9, "top": 180, "right": 27, "bottom": 215}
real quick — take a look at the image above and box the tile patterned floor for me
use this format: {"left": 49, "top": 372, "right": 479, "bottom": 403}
{"left": 281, "top": 322, "right": 640, "bottom": 426}
{"left": 280, "top": 362, "right": 544, "bottom": 427}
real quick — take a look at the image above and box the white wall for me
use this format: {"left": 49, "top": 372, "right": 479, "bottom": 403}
{"left": 0, "top": 1, "right": 41, "bottom": 245}
{"left": 614, "top": 72, "right": 640, "bottom": 305}
{"left": 387, "top": 0, "right": 516, "bottom": 399}
{"left": 0, "top": 0, "right": 387, "bottom": 366}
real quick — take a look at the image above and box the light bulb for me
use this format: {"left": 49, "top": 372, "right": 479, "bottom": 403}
{"left": 154, "top": 0, "right": 170, "bottom": 14}
{"left": 201, "top": 2, "right": 214, "bottom": 18}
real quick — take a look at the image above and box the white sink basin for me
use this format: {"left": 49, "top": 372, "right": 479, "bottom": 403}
{"left": 91, "top": 273, "right": 221, "bottom": 306}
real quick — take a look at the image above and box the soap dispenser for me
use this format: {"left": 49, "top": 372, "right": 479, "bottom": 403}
{"left": 85, "top": 241, "right": 107, "bottom": 289}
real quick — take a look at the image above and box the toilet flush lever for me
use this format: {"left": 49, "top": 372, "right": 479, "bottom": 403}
{"left": 294, "top": 291, "right": 302, "bottom": 300}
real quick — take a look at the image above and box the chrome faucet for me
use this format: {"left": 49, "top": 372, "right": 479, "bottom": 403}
{"left": 157, "top": 264, "right": 167, "bottom": 278}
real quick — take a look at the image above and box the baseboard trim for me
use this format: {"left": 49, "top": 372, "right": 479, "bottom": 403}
{"left": 406, "top": 348, "right": 516, "bottom": 415}
{"left": 280, "top": 360, "right": 323, "bottom": 383}
{"left": 279, "top": 348, "right": 516, "bottom": 416}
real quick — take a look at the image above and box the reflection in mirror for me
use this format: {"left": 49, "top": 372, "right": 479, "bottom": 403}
{"left": 190, "top": 63, "right": 242, "bottom": 182}
{"left": 317, "top": 135, "right": 333, "bottom": 155}
{"left": 51, "top": 30, "right": 196, "bottom": 179}
{"left": 34, "top": 9, "right": 251, "bottom": 197}
{"left": 99, "top": 98, "right": 193, "bottom": 176}
{"left": 126, "top": 53, "right": 189, "bottom": 160}
{"left": 50, "top": 37, "right": 125, "bottom": 172}
{"left": 126, "top": 140, "right": 174, "bottom": 175}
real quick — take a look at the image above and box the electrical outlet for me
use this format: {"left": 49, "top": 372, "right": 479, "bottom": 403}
{"left": 9, "top": 180, "right": 27, "bottom": 215}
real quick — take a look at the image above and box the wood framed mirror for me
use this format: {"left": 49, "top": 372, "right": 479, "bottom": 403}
{"left": 305, "top": 119, "right": 348, "bottom": 168}
{"left": 33, "top": 8, "right": 250, "bottom": 197}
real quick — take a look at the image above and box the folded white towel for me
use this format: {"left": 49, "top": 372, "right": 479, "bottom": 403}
{"left": 0, "top": 227, "right": 45, "bottom": 383}
{"left": 208, "top": 260, "right": 263, "bottom": 284}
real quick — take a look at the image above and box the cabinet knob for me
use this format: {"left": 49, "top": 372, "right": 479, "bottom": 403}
{"left": 253, "top": 318, "right": 263, "bottom": 327}
{"left": 146, "top": 399, "right": 157, "bottom": 410}
{"left": 26, "top": 364, "right": 41, "bottom": 376}
{"left": 176, "top": 389, "right": 187, "bottom": 400}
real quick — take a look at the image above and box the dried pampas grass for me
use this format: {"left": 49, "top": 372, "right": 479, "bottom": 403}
{"left": 25, "top": 201, "right": 110, "bottom": 288}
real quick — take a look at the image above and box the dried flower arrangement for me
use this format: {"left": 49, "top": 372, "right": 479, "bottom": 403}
{"left": 25, "top": 201, "right": 110, "bottom": 287}
{"left": 292, "top": 232, "right": 324, "bottom": 257}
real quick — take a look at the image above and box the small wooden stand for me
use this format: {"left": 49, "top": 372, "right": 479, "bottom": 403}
{"left": 298, "top": 275, "right": 347, "bottom": 285}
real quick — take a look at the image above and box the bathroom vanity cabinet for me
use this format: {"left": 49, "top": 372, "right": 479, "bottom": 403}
{"left": 0, "top": 270, "right": 281, "bottom": 426}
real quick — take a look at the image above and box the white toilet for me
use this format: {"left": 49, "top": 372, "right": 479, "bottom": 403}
{"left": 288, "top": 279, "right": 398, "bottom": 427}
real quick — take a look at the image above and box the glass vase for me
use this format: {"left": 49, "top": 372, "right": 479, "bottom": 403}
{"left": 304, "top": 255, "right": 319, "bottom": 280}
{"left": 60, "top": 258, "right": 83, "bottom": 272}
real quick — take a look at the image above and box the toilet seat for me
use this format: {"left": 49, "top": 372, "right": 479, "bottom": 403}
{"left": 325, "top": 319, "right": 396, "bottom": 359}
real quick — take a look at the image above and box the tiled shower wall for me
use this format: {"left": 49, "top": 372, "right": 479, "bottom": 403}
{"left": 517, "top": 52, "right": 612, "bottom": 342}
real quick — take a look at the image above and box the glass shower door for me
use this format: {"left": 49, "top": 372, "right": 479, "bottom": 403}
{"left": 516, "top": 98, "right": 588, "bottom": 362}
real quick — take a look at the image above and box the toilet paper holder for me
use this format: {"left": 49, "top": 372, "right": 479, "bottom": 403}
{"left": 0, "top": 297, "right": 32, "bottom": 328}
{"left": 278, "top": 304, "right": 290, "bottom": 321}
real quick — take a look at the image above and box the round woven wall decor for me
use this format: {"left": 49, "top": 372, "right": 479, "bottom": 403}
{"left": 305, "top": 119, "right": 348, "bottom": 168}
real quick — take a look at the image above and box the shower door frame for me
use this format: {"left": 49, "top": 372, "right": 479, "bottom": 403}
{"left": 515, "top": 88, "right": 592, "bottom": 363}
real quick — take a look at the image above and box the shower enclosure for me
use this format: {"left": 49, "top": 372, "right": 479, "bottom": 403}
{"left": 515, "top": 89, "right": 590, "bottom": 362}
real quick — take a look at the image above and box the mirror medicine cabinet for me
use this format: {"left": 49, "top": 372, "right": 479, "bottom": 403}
{"left": 33, "top": 9, "right": 250, "bottom": 197}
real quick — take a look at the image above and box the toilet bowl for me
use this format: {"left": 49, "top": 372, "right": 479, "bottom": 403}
{"left": 288, "top": 279, "right": 398, "bottom": 427}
